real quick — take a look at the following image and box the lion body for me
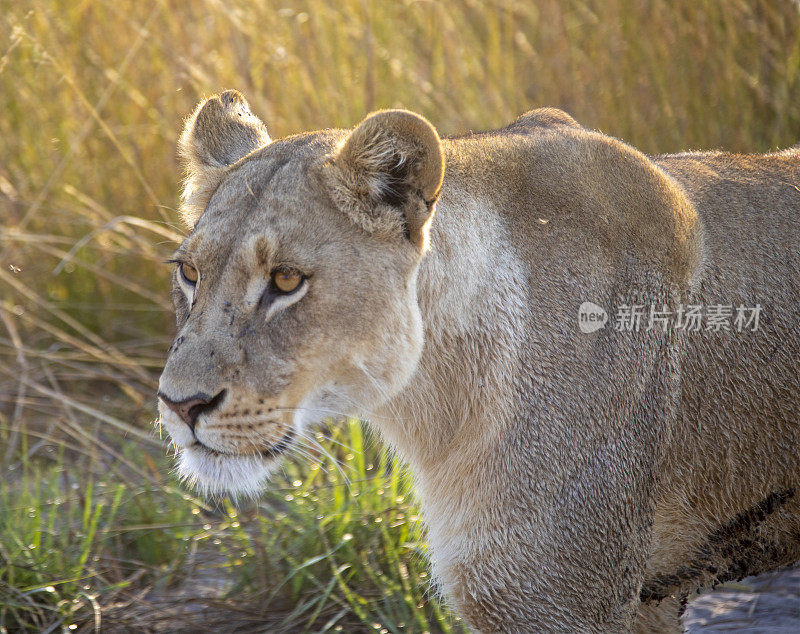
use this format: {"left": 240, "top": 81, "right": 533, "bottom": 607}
{"left": 158, "top": 93, "right": 799, "bottom": 632}
{"left": 378, "top": 122, "right": 800, "bottom": 632}
{"left": 645, "top": 151, "right": 800, "bottom": 608}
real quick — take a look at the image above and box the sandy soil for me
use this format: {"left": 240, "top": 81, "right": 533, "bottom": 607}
{"left": 103, "top": 559, "right": 800, "bottom": 632}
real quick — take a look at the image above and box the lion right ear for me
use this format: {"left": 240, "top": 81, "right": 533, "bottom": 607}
{"left": 328, "top": 109, "right": 444, "bottom": 251}
{"left": 178, "top": 90, "right": 271, "bottom": 226}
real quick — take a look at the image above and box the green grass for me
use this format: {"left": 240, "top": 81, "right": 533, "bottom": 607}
{"left": 1, "top": 0, "right": 799, "bottom": 631}
{"left": 1, "top": 437, "right": 198, "bottom": 631}
{"left": 1, "top": 421, "right": 460, "bottom": 632}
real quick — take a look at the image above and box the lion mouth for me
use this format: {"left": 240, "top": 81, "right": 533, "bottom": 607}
{"left": 190, "top": 429, "right": 296, "bottom": 460}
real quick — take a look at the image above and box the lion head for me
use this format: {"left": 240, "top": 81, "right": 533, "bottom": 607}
{"left": 157, "top": 91, "right": 444, "bottom": 495}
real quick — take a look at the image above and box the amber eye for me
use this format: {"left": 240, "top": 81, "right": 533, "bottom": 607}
{"left": 180, "top": 262, "right": 199, "bottom": 285}
{"left": 272, "top": 269, "right": 303, "bottom": 294}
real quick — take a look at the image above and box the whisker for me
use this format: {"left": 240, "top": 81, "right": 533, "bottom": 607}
{"left": 293, "top": 430, "right": 354, "bottom": 487}
{"left": 273, "top": 406, "right": 347, "bottom": 416}
{"left": 354, "top": 363, "right": 405, "bottom": 424}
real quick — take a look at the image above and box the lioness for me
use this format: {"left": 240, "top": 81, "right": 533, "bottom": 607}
{"left": 157, "top": 90, "right": 800, "bottom": 632}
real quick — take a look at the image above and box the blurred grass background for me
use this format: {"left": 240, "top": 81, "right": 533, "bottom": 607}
{"left": 1, "top": 0, "right": 799, "bottom": 631}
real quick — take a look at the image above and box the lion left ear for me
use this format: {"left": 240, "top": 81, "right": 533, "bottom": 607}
{"left": 178, "top": 90, "right": 271, "bottom": 226}
{"left": 329, "top": 109, "right": 444, "bottom": 251}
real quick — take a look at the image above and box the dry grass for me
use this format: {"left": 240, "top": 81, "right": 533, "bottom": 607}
{"left": 1, "top": 0, "right": 799, "bottom": 631}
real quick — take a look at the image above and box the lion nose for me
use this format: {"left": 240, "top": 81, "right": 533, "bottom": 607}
{"left": 158, "top": 390, "right": 225, "bottom": 431}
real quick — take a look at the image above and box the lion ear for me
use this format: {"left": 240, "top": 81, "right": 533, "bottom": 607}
{"left": 330, "top": 109, "right": 444, "bottom": 251}
{"left": 178, "top": 90, "right": 271, "bottom": 226}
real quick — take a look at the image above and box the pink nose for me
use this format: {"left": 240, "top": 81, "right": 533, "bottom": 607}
{"left": 158, "top": 391, "right": 223, "bottom": 431}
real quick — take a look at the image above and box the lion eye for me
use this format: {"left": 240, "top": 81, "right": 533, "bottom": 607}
{"left": 272, "top": 269, "right": 303, "bottom": 294}
{"left": 180, "top": 262, "right": 199, "bottom": 285}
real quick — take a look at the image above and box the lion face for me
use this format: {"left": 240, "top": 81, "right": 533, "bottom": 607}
{"left": 157, "top": 91, "right": 443, "bottom": 495}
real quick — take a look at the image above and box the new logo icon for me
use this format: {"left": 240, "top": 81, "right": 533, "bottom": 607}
{"left": 578, "top": 302, "right": 608, "bottom": 333}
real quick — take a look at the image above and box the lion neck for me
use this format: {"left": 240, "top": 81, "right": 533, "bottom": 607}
{"left": 372, "top": 186, "right": 529, "bottom": 507}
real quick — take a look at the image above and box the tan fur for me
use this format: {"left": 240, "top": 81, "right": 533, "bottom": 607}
{"left": 157, "top": 91, "right": 800, "bottom": 632}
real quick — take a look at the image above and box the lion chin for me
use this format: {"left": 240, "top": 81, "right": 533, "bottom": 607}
{"left": 176, "top": 445, "right": 281, "bottom": 498}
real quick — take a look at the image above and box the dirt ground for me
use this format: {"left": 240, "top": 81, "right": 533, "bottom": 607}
{"left": 684, "top": 564, "right": 800, "bottom": 632}
{"left": 102, "top": 560, "right": 800, "bottom": 632}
